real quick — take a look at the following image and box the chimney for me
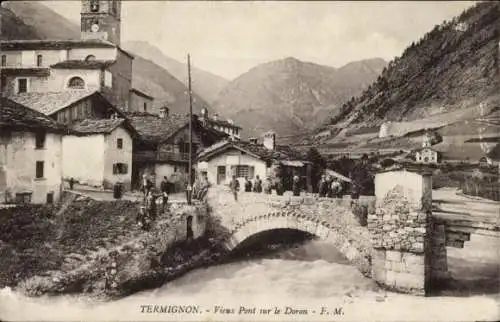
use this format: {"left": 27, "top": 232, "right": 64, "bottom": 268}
{"left": 213, "top": 113, "right": 219, "bottom": 121}
{"left": 159, "top": 106, "right": 169, "bottom": 119}
{"left": 249, "top": 137, "right": 258, "bottom": 144}
{"left": 263, "top": 131, "right": 276, "bottom": 150}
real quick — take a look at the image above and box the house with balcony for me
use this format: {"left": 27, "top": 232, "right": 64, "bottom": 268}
{"left": 126, "top": 107, "right": 228, "bottom": 191}
{"left": 0, "top": 97, "right": 68, "bottom": 204}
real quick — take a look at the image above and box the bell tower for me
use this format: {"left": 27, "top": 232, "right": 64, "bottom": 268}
{"left": 81, "top": 0, "right": 121, "bottom": 45}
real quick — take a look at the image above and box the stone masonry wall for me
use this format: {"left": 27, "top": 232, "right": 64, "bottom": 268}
{"left": 368, "top": 170, "right": 433, "bottom": 296}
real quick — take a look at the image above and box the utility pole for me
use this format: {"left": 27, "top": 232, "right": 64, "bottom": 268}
{"left": 186, "top": 54, "right": 193, "bottom": 205}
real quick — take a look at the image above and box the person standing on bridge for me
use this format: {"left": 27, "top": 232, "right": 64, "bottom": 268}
{"left": 229, "top": 174, "right": 240, "bottom": 201}
{"left": 253, "top": 175, "right": 262, "bottom": 193}
{"left": 318, "top": 175, "right": 327, "bottom": 197}
{"left": 292, "top": 174, "right": 301, "bottom": 196}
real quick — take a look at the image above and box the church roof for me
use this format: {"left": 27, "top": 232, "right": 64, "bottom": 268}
{"left": 0, "top": 39, "right": 116, "bottom": 51}
{"left": 124, "top": 112, "right": 228, "bottom": 144}
{"left": 0, "top": 97, "right": 68, "bottom": 133}
{"left": 0, "top": 68, "right": 51, "bottom": 77}
{"left": 8, "top": 90, "right": 97, "bottom": 116}
{"left": 51, "top": 60, "right": 116, "bottom": 70}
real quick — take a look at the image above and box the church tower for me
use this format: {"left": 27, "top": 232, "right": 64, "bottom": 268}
{"left": 81, "top": 0, "right": 121, "bottom": 45}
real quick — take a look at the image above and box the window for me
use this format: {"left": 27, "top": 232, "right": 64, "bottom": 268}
{"left": 1, "top": 55, "right": 5, "bottom": 67}
{"left": 15, "top": 193, "right": 32, "bottom": 204}
{"left": 113, "top": 163, "right": 128, "bottom": 174}
{"left": 35, "top": 131, "right": 46, "bottom": 149}
{"left": 117, "top": 138, "right": 123, "bottom": 149}
{"left": 67, "top": 76, "right": 85, "bottom": 89}
{"left": 143, "top": 102, "right": 147, "bottom": 112}
{"left": 36, "top": 161, "right": 44, "bottom": 179}
{"left": 234, "top": 165, "right": 255, "bottom": 179}
{"left": 17, "top": 78, "right": 28, "bottom": 93}
{"left": 37, "top": 54, "right": 43, "bottom": 67}
{"left": 90, "top": 0, "right": 99, "bottom": 12}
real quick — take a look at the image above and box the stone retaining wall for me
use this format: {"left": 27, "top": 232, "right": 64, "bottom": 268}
{"left": 368, "top": 170, "right": 433, "bottom": 296}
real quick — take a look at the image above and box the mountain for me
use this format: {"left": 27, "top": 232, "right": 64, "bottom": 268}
{"left": 310, "top": 1, "right": 500, "bottom": 143}
{"left": 212, "top": 56, "right": 387, "bottom": 139}
{"left": 123, "top": 41, "right": 229, "bottom": 103}
{"left": 131, "top": 55, "right": 210, "bottom": 115}
{"left": 3, "top": 1, "right": 80, "bottom": 40}
{"left": 0, "top": 1, "right": 209, "bottom": 115}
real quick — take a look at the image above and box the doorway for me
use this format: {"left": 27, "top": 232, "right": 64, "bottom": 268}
{"left": 217, "top": 166, "right": 226, "bottom": 184}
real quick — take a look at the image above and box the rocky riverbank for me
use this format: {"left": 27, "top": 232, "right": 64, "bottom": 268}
{"left": 0, "top": 192, "right": 223, "bottom": 300}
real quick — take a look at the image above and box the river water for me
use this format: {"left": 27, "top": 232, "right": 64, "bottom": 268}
{"left": 1, "top": 236, "right": 499, "bottom": 322}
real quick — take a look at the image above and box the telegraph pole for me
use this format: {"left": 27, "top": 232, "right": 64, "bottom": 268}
{"left": 186, "top": 54, "right": 193, "bottom": 205}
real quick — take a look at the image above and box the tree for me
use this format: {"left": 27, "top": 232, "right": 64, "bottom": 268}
{"left": 307, "top": 147, "right": 326, "bottom": 192}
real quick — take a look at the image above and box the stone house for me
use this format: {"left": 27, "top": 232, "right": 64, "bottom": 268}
{"left": 127, "top": 108, "right": 228, "bottom": 191}
{"left": 196, "top": 131, "right": 310, "bottom": 190}
{"left": 0, "top": 98, "right": 68, "bottom": 204}
{"left": 62, "top": 118, "right": 138, "bottom": 190}
{"left": 128, "top": 88, "right": 154, "bottom": 113}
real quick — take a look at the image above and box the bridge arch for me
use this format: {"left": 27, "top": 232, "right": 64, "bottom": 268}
{"left": 224, "top": 210, "right": 373, "bottom": 277}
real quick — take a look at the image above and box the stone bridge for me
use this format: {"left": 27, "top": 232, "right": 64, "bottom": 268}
{"left": 206, "top": 168, "right": 500, "bottom": 296}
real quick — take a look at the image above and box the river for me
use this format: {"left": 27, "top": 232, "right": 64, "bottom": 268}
{"left": 1, "top": 235, "right": 499, "bottom": 321}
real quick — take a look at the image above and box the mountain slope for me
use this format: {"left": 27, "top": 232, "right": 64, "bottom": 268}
{"left": 131, "top": 55, "right": 209, "bottom": 115}
{"left": 213, "top": 57, "right": 386, "bottom": 138}
{"left": 0, "top": 1, "right": 209, "bottom": 115}
{"left": 3, "top": 1, "right": 80, "bottom": 39}
{"left": 314, "top": 1, "right": 500, "bottom": 139}
{"left": 123, "top": 41, "right": 229, "bottom": 103}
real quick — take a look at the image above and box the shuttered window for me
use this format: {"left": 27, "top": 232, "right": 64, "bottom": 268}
{"left": 233, "top": 165, "right": 255, "bottom": 179}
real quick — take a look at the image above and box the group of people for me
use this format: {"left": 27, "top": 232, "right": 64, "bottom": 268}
{"left": 229, "top": 175, "right": 264, "bottom": 201}
{"left": 317, "top": 175, "right": 345, "bottom": 198}
{"left": 136, "top": 174, "right": 172, "bottom": 229}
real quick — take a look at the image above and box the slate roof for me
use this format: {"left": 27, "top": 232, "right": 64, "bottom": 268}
{"left": 71, "top": 118, "right": 125, "bottom": 135}
{"left": 7, "top": 90, "right": 97, "bottom": 116}
{"left": 0, "top": 97, "right": 68, "bottom": 133}
{"left": 197, "top": 139, "right": 307, "bottom": 163}
{"left": 0, "top": 68, "right": 51, "bottom": 77}
{"left": 51, "top": 60, "right": 116, "bottom": 70}
{"left": 124, "top": 112, "right": 228, "bottom": 144}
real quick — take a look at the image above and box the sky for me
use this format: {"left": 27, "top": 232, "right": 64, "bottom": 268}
{"left": 43, "top": 1, "right": 476, "bottom": 80}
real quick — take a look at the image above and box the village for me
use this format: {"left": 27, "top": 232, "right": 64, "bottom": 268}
{"left": 0, "top": 1, "right": 499, "bottom": 321}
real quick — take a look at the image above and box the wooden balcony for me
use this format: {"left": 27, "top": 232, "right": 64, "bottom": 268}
{"left": 133, "top": 150, "right": 191, "bottom": 163}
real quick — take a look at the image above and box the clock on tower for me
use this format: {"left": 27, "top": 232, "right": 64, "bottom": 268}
{"left": 81, "top": 0, "right": 121, "bottom": 45}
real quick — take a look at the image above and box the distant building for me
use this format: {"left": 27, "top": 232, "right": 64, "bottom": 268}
{"left": 197, "top": 131, "right": 310, "bottom": 189}
{"left": 415, "top": 132, "right": 441, "bottom": 164}
{"left": 128, "top": 88, "right": 154, "bottom": 113}
{"left": 62, "top": 118, "right": 136, "bottom": 190}
{"left": 0, "top": 98, "right": 67, "bottom": 204}
{"left": 199, "top": 107, "right": 242, "bottom": 139}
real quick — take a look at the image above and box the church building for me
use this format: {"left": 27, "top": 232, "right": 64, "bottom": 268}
{"left": 0, "top": 0, "right": 151, "bottom": 112}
